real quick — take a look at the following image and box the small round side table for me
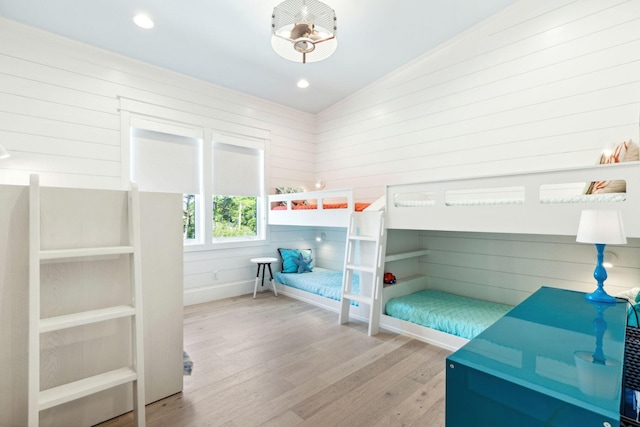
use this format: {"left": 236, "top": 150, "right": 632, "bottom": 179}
{"left": 250, "top": 257, "right": 279, "bottom": 298}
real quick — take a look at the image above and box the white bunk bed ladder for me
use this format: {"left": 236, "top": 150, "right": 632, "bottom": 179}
{"left": 339, "top": 210, "right": 386, "bottom": 336}
{"left": 27, "top": 174, "right": 146, "bottom": 427}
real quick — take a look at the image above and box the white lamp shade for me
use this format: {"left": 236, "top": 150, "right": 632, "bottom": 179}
{"left": 576, "top": 210, "right": 627, "bottom": 245}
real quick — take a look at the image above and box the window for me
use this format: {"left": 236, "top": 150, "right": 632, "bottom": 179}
{"left": 127, "top": 116, "right": 266, "bottom": 249}
{"left": 211, "top": 139, "right": 265, "bottom": 243}
{"left": 129, "top": 124, "right": 203, "bottom": 244}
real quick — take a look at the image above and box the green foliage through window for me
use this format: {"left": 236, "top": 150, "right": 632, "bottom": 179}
{"left": 213, "top": 196, "right": 258, "bottom": 238}
{"left": 183, "top": 194, "right": 196, "bottom": 240}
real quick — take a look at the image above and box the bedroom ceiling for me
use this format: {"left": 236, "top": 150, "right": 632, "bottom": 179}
{"left": 0, "top": 0, "right": 519, "bottom": 114}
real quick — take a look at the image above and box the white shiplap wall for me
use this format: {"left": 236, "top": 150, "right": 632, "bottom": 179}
{"left": 316, "top": 0, "right": 640, "bottom": 302}
{"left": 0, "top": 17, "right": 317, "bottom": 304}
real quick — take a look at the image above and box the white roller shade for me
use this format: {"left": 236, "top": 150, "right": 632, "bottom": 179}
{"left": 212, "top": 141, "right": 263, "bottom": 197}
{"left": 131, "top": 128, "right": 202, "bottom": 194}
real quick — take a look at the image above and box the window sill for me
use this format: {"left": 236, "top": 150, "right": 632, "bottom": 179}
{"left": 183, "top": 238, "right": 269, "bottom": 252}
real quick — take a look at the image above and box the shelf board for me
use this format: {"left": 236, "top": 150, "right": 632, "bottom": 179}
{"left": 39, "top": 367, "right": 137, "bottom": 411}
{"left": 343, "top": 292, "right": 372, "bottom": 305}
{"left": 385, "top": 249, "right": 429, "bottom": 262}
{"left": 40, "top": 246, "right": 134, "bottom": 260}
{"left": 40, "top": 305, "right": 136, "bottom": 333}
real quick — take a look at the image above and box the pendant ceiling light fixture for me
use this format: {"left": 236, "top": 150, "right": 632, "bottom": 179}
{"left": 271, "top": 0, "right": 337, "bottom": 63}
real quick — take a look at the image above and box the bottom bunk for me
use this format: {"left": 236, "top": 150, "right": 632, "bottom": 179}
{"left": 380, "top": 287, "right": 514, "bottom": 351}
{"left": 273, "top": 267, "right": 371, "bottom": 320}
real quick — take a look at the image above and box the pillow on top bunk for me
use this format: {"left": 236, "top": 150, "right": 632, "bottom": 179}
{"left": 585, "top": 139, "right": 639, "bottom": 194}
{"left": 278, "top": 248, "right": 313, "bottom": 273}
{"left": 275, "top": 186, "right": 307, "bottom": 206}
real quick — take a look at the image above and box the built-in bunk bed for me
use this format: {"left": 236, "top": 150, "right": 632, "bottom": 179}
{"left": 380, "top": 160, "right": 640, "bottom": 351}
{"left": 268, "top": 188, "right": 376, "bottom": 320}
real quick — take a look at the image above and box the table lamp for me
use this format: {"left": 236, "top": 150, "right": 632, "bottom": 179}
{"left": 576, "top": 209, "right": 627, "bottom": 304}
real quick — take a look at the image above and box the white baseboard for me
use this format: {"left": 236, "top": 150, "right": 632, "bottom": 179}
{"left": 183, "top": 280, "right": 269, "bottom": 306}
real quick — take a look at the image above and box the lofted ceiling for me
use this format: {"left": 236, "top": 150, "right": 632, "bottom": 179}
{"left": 0, "top": 0, "right": 519, "bottom": 114}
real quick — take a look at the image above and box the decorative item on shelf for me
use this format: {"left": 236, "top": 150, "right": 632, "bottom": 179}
{"left": 271, "top": 0, "right": 337, "bottom": 63}
{"left": 383, "top": 272, "right": 396, "bottom": 285}
{"left": 576, "top": 209, "right": 627, "bottom": 304}
{"left": 0, "top": 144, "right": 10, "bottom": 159}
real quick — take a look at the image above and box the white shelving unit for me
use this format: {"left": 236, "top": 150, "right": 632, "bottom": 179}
{"left": 339, "top": 210, "right": 387, "bottom": 336}
{"left": 27, "top": 174, "right": 146, "bottom": 427}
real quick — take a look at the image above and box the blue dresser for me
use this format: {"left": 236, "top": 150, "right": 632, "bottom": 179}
{"left": 446, "top": 286, "right": 627, "bottom": 427}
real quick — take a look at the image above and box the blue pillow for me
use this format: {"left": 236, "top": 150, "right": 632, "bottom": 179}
{"left": 293, "top": 252, "right": 313, "bottom": 273}
{"left": 278, "top": 248, "right": 313, "bottom": 273}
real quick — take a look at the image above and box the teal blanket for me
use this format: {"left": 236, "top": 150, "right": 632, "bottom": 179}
{"left": 385, "top": 289, "right": 513, "bottom": 340}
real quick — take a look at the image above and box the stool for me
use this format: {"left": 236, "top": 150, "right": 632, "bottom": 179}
{"left": 251, "top": 257, "right": 278, "bottom": 298}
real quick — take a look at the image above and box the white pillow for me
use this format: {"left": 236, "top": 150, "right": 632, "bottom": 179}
{"left": 615, "top": 287, "right": 640, "bottom": 303}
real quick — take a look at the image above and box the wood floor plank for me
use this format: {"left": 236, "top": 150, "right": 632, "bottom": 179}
{"left": 96, "top": 294, "right": 448, "bottom": 427}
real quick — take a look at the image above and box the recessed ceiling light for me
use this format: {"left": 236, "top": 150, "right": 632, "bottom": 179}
{"left": 297, "top": 79, "right": 309, "bottom": 89}
{"left": 133, "top": 14, "right": 154, "bottom": 29}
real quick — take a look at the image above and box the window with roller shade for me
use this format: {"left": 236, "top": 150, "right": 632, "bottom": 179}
{"left": 130, "top": 126, "right": 203, "bottom": 243}
{"left": 211, "top": 139, "right": 265, "bottom": 242}
{"left": 129, "top": 119, "right": 266, "bottom": 248}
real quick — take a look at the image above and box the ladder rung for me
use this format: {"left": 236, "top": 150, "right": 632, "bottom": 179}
{"left": 349, "top": 235, "right": 377, "bottom": 242}
{"left": 40, "top": 305, "right": 136, "bottom": 333}
{"left": 40, "top": 246, "right": 134, "bottom": 260}
{"left": 39, "top": 367, "right": 137, "bottom": 411}
{"left": 343, "top": 293, "right": 372, "bottom": 305}
{"left": 346, "top": 264, "right": 375, "bottom": 274}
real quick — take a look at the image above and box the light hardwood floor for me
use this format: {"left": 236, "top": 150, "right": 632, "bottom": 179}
{"left": 98, "top": 293, "right": 450, "bottom": 427}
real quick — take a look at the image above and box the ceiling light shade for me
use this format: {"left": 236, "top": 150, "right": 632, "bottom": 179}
{"left": 271, "top": 0, "right": 337, "bottom": 63}
{"left": 0, "top": 144, "right": 10, "bottom": 159}
{"left": 133, "top": 14, "right": 154, "bottom": 29}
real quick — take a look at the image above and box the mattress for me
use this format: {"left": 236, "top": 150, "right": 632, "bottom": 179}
{"left": 384, "top": 289, "right": 513, "bottom": 340}
{"left": 272, "top": 202, "right": 370, "bottom": 211}
{"left": 394, "top": 192, "right": 626, "bottom": 207}
{"left": 274, "top": 267, "right": 360, "bottom": 302}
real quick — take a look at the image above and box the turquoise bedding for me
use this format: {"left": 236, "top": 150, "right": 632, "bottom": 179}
{"left": 274, "top": 267, "right": 359, "bottom": 303}
{"left": 385, "top": 289, "right": 513, "bottom": 340}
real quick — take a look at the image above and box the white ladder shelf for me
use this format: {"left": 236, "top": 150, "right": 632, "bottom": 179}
{"left": 339, "top": 210, "right": 386, "bottom": 336}
{"left": 27, "top": 174, "right": 146, "bottom": 427}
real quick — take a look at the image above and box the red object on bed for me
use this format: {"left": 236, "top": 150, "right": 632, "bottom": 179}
{"left": 271, "top": 202, "right": 371, "bottom": 211}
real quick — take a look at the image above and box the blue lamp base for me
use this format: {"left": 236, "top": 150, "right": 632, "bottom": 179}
{"left": 585, "top": 243, "right": 616, "bottom": 304}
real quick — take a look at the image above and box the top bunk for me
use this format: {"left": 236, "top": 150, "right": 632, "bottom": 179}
{"left": 268, "top": 188, "right": 372, "bottom": 227}
{"left": 385, "top": 161, "right": 640, "bottom": 237}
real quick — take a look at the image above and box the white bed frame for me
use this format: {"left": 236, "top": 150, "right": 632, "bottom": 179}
{"left": 275, "top": 281, "right": 372, "bottom": 321}
{"left": 386, "top": 161, "right": 640, "bottom": 237}
{"left": 379, "top": 161, "right": 640, "bottom": 351}
{"left": 268, "top": 188, "right": 356, "bottom": 227}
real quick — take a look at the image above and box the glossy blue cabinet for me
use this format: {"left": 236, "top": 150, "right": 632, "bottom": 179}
{"left": 446, "top": 286, "right": 626, "bottom": 427}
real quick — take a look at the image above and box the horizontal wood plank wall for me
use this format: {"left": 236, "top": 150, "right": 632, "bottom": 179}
{"left": 316, "top": 0, "right": 640, "bottom": 201}
{"left": 316, "top": 0, "right": 640, "bottom": 301}
{"left": 0, "top": 18, "right": 318, "bottom": 305}
{"left": 421, "top": 231, "right": 640, "bottom": 306}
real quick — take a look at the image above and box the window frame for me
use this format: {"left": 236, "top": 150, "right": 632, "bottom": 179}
{"left": 121, "top": 110, "right": 269, "bottom": 253}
